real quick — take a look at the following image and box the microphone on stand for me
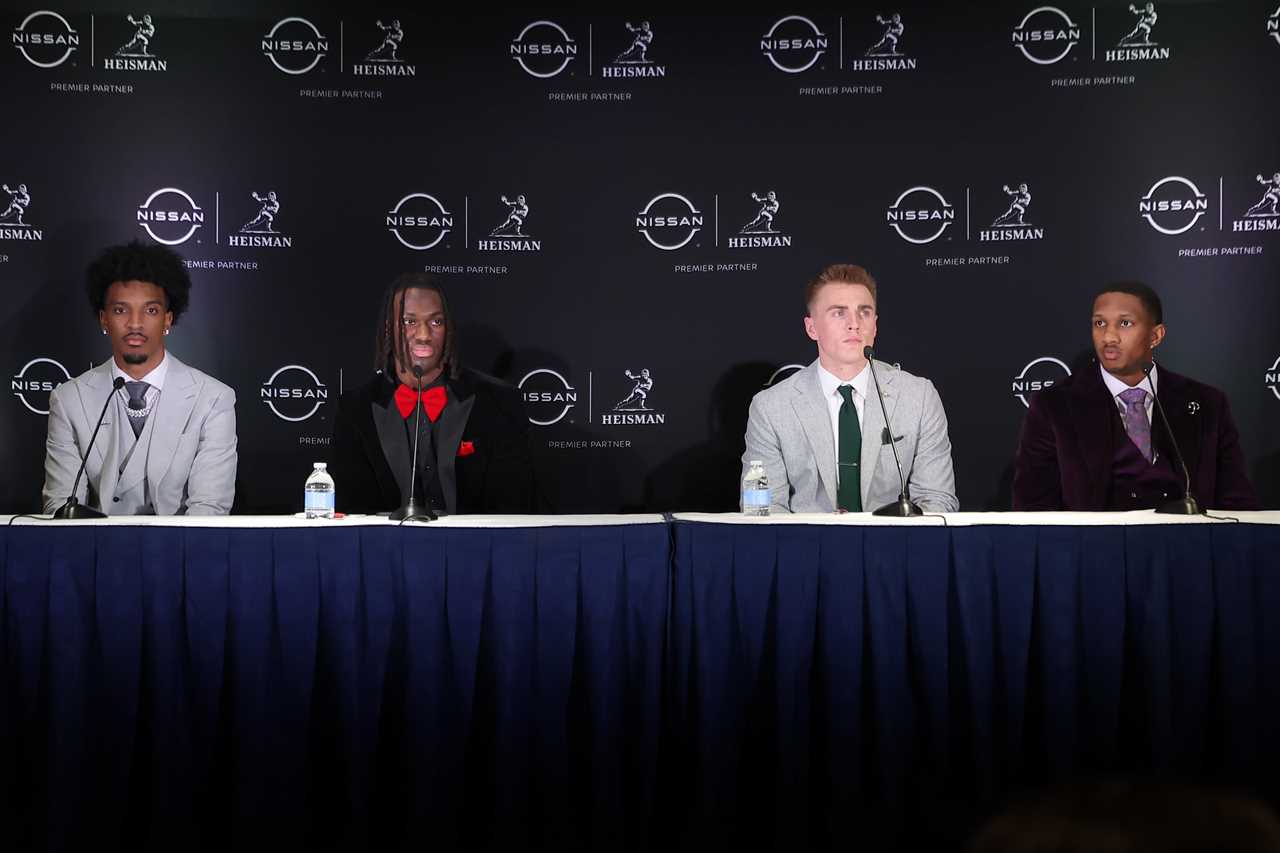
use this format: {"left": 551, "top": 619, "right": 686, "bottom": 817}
{"left": 1143, "top": 362, "right": 1202, "bottom": 515}
{"left": 863, "top": 346, "right": 922, "bottom": 517}
{"left": 53, "top": 376, "right": 126, "bottom": 520}
{"left": 391, "top": 364, "right": 437, "bottom": 522}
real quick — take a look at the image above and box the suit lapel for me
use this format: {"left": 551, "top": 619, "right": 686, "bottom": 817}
{"left": 1070, "top": 365, "right": 1117, "bottom": 502}
{"left": 1154, "top": 368, "right": 1202, "bottom": 478}
{"left": 80, "top": 362, "right": 117, "bottom": 473}
{"left": 860, "top": 360, "right": 896, "bottom": 508}
{"left": 792, "top": 363, "right": 837, "bottom": 510}
{"left": 436, "top": 381, "right": 476, "bottom": 516}
{"left": 75, "top": 362, "right": 122, "bottom": 506}
{"left": 139, "top": 355, "right": 197, "bottom": 496}
{"left": 372, "top": 395, "right": 413, "bottom": 506}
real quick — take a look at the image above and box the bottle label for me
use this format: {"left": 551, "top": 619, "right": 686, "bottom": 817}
{"left": 743, "top": 488, "right": 770, "bottom": 508}
{"left": 305, "top": 490, "right": 335, "bottom": 512}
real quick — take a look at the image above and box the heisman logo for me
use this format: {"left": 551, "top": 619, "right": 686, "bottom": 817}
{"left": 1012, "top": 356, "right": 1071, "bottom": 408}
{"left": 136, "top": 187, "right": 204, "bottom": 245}
{"left": 728, "top": 191, "right": 792, "bottom": 248}
{"left": 261, "top": 17, "right": 328, "bottom": 75}
{"left": 104, "top": 13, "right": 167, "bottom": 71}
{"left": 260, "top": 364, "right": 328, "bottom": 422}
{"left": 760, "top": 15, "right": 828, "bottom": 74}
{"left": 0, "top": 182, "right": 42, "bottom": 241}
{"left": 887, "top": 186, "right": 955, "bottom": 244}
{"left": 601, "top": 368, "right": 666, "bottom": 425}
{"left": 386, "top": 193, "right": 453, "bottom": 251}
{"left": 353, "top": 19, "right": 415, "bottom": 77}
{"left": 1107, "top": 2, "right": 1170, "bottom": 61}
{"left": 1139, "top": 176, "right": 1208, "bottom": 235}
{"left": 849, "top": 12, "right": 917, "bottom": 71}
{"left": 11, "top": 357, "right": 71, "bottom": 415}
{"left": 229, "top": 191, "right": 292, "bottom": 248}
{"left": 518, "top": 368, "right": 578, "bottom": 426}
{"left": 605, "top": 20, "right": 665, "bottom": 78}
{"left": 478, "top": 194, "right": 541, "bottom": 251}
{"left": 11, "top": 10, "right": 79, "bottom": 68}
{"left": 979, "top": 182, "right": 1045, "bottom": 242}
{"left": 1011, "top": 6, "right": 1081, "bottom": 65}
{"left": 1235, "top": 171, "right": 1280, "bottom": 232}
{"left": 635, "top": 193, "right": 703, "bottom": 250}
{"left": 510, "top": 20, "right": 577, "bottom": 78}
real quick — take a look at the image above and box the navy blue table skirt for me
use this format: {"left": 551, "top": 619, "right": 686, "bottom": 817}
{"left": 669, "top": 520, "right": 1280, "bottom": 850}
{"left": 1, "top": 522, "right": 669, "bottom": 851}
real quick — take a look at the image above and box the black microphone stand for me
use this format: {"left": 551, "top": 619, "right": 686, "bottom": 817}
{"left": 863, "top": 347, "right": 923, "bottom": 517}
{"left": 1143, "top": 363, "right": 1202, "bottom": 515}
{"left": 53, "top": 376, "right": 126, "bottom": 519}
{"left": 391, "top": 365, "right": 437, "bottom": 522}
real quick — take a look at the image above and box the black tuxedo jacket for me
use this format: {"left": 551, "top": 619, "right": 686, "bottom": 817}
{"left": 1012, "top": 363, "right": 1258, "bottom": 511}
{"left": 330, "top": 368, "right": 536, "bottom": 514}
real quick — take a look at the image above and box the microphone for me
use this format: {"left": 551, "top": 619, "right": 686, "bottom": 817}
{"left": 863, "top": 346, "right": 922, "bottom": 517}
{"left": 1142, "top": 362, "right": 1202, "bottom": 515}
{"left": 53, "top": 376, "right": 126, "bottom": 519}
{"left": 390, "top": 364, "right": 437, "bottom": 522}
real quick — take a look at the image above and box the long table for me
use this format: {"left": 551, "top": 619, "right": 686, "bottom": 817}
{"left": 4, "top": 512, "right": 1279, "bottom": 850}
{"left": 0, "top": 514, "right": 670, "bottom": 851}
{"left": 669, "top": 511, "right": 1280, "bottom": 850}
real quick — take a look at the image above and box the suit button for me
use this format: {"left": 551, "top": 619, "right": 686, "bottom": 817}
{"left": 112, "top": 497, "right": 120, "bottom": 503}
{"left": 1162, "top": 492, "right": 1168, "bottom": 498}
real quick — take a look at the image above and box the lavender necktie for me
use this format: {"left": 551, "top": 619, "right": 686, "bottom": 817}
{"left": 1118, "top": 386, "right": 1152, "bottom": 463}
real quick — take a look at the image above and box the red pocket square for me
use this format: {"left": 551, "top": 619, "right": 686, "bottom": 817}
{"left": 458, "top": 440, "right": 475, "bottom": 457}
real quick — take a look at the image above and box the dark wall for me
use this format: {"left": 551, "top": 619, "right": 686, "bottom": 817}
{"left": 3, "top": 3, "right": 1278, "bottom": 513}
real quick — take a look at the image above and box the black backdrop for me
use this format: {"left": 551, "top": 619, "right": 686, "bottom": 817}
{"left": 3, "top": 1, "right": 1278, "bottom": 514}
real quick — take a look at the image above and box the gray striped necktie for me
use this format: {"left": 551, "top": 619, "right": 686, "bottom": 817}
{"left": 125, "top": 380, "right": 150, "bottom": 437}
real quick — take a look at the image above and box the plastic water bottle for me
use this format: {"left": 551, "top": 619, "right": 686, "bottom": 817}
{"left": 742, "top": 460, "right": 770, "bottom": 517}
{"left": 304, "top": 462, "right": 335, "bottom": 519}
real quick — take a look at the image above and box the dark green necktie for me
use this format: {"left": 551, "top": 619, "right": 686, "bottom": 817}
{"left": 837, "top": 384, "right": 862, "bottom": 512}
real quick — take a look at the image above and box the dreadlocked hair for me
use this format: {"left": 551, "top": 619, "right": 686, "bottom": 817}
{"left": 373, "top": 272, "right": 459, "bottom": 381}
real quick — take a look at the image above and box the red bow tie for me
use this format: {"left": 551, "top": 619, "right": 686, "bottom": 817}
{"left": 394, "top": 384, "right": 447, "bottom": 421}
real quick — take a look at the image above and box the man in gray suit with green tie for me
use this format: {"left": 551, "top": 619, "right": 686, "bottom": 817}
{"left": 742, "top": 263, "right": 958, "bottom": 513}
{"left": 41, "top": 241, "right": 237, "bottom": 515}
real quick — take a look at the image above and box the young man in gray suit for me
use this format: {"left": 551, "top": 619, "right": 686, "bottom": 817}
{"left": 742, "top": 263, "right": 958, "bottom": 513}
{"left": 42, "top": 241, "right": 237, "bottom": 515}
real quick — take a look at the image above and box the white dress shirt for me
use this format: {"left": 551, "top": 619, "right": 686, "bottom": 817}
{"left": 817, "top": 362, "right": 869, "bottom": 476}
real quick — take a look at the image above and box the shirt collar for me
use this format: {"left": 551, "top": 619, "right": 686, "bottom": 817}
{"left": 1098, "top": 360, "right": 1156, "bottom": 401}
{"left": 108, "top": 350, "right": 168, "bottom": 391}
{"left": 817, "top": 361, "right": 870, "bottom": 401}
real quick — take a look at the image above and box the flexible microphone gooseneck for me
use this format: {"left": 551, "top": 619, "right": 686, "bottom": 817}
{"left": 1142, "top": 362, "right": 1202, "bottom": 515}
{"left": 391, "top": 365, "right": 437, "bottom": 522}
{"left": 53, "top": 376, "right": 126, "bottom": 520}
{"left": 863, "top": 346, "right": 922, "bottom": 517}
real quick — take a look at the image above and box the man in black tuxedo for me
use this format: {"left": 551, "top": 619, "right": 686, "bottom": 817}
{"left": 329, "top": 273, "right": 536, "bottom": 515}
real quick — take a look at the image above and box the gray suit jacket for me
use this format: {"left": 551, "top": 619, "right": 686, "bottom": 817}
{"left": 42, "top": 354, "right": 238, "bottom": 515}
{"left": 742, "top": 359, "right": 958, "bottom": 513}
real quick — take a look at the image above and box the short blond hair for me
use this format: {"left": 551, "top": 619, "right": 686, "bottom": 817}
{"left": 805, "top": 263, "right": 878, "bottom": 315}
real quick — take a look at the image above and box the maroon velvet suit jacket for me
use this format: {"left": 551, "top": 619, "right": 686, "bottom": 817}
{"left": 1012, "top": 363, "right": 1258, "bottom": 511}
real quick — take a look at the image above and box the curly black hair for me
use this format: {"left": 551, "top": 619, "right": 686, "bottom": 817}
{"left": 86, "top": 240, "right": 192, "bottom": 324}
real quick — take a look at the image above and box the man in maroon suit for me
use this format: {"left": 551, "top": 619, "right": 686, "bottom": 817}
{"left": 1012, "top": 282, "right": 1258, "bottom": 511}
